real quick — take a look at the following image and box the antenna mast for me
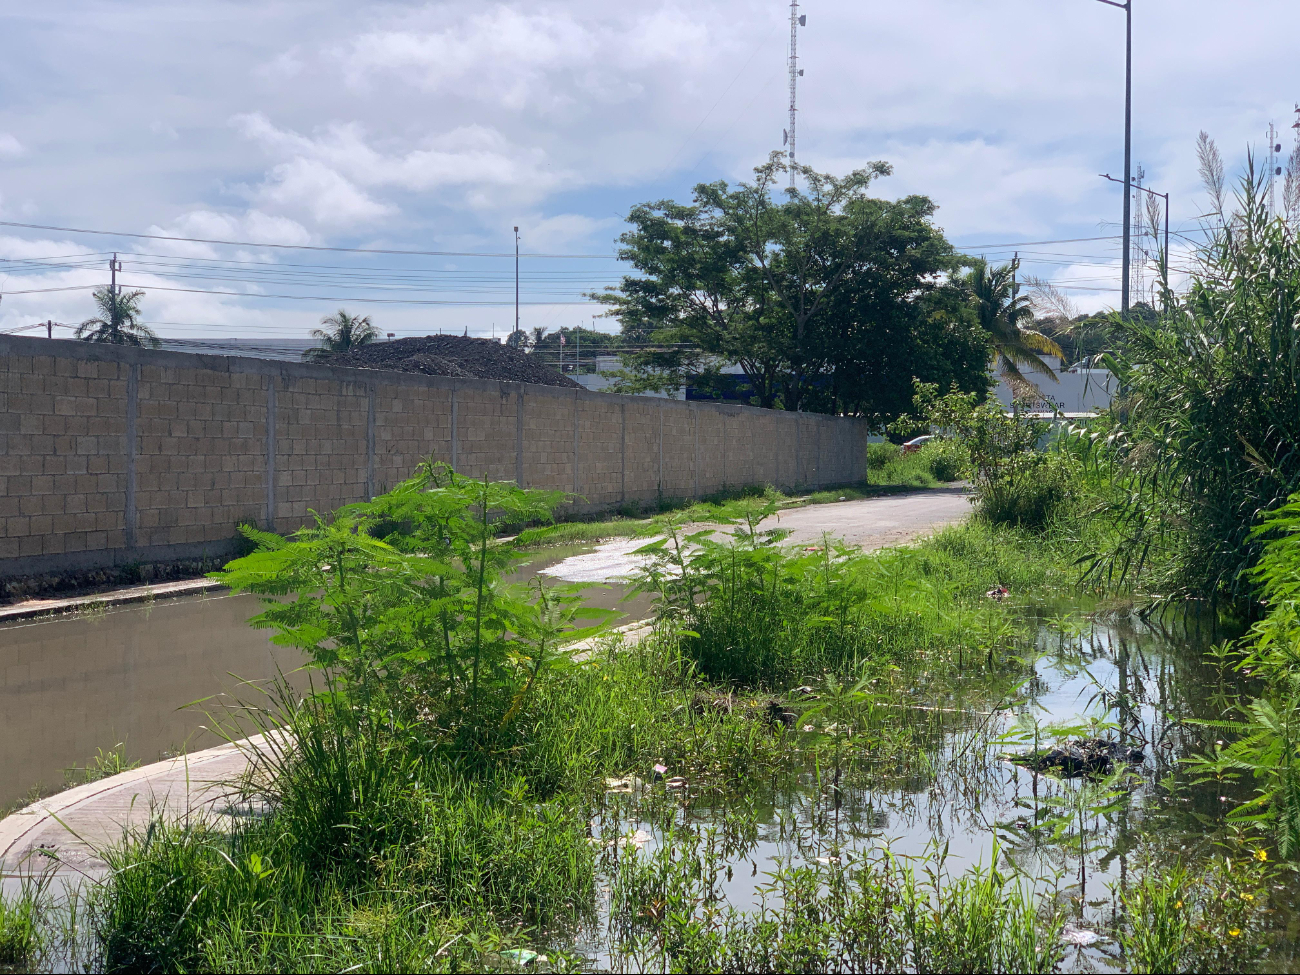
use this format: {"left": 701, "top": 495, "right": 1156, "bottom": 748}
{"left": 1131, "top": 164, "right": 1144, "bottom": 302}
{"left": 1268, "top": 121, "right": 1280, "bottom": 217}
{"left": 787, "top": 0, "right": 803, "bottom": 189}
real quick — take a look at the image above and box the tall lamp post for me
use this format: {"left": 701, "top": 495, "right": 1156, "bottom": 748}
{"left": 1100, "top": 173, "right": 1169, "bottom": 298}
{"left": 513, "top": 226, "right": 521, "bottom": 338}
{"left": 1094, "top": 0, "right": 1132, "bottom": 317}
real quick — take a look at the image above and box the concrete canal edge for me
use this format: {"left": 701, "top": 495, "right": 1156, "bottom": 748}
{"left": 0, "top": 620, "right": 656, "bottom": 880}
{"left": 0, "top": 578, "right": 226, "bottom": 624}
{"left": 0, "top": 735, "right": 273, "bottom": 880}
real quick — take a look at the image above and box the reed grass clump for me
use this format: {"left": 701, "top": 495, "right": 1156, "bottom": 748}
{"left": 0, "top": 883, "right": 40, "bottom": 966}
{"left": 608, "top": 834, "right": 1064, "bottom": 974}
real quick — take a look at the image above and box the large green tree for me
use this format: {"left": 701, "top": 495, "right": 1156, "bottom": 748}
{"left": 76, "top": 287, "right": 159, "bottom": 347}
{"left": 596, "top": 154, "right": 990, "bottom": 421}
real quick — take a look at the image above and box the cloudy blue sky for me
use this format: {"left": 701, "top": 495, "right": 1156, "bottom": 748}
{"left": 0, "top": 0, "right": 1297, "bottom": 342}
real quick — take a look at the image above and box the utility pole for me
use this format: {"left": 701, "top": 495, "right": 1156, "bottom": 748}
{"left": 786, "top": 0, "right": 805, "bottom": 189}
{"left": 46, "top": 319, "right": 52, "bottom": 339}
{"left": 1100, "top": 172, "right": 1168, "bottom": 302}
{"left": 513, "top": 227, "right": 520, "bottom": 337}
{"left": 1131, "top": 164, "right": 1145, "bottom": 300}
{"left": 1094, "top": 0, "right": 1132, "bottom": 316}
{"left": 109, "top": 253, "right": 123, "bottom": 330}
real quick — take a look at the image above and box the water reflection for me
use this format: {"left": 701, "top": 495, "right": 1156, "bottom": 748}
{"left": 0, "top": 540, "right": 655, "bottom": 813}
{"left": 580, "top": 606, "right": 1283, "bottom": 972}
{"left": 0, "top": 592, "right": 294, "bottom": 811}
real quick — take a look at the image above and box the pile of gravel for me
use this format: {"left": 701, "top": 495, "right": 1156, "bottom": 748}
{"left": 327, "top": 335, "right": 582, "bottom": 389}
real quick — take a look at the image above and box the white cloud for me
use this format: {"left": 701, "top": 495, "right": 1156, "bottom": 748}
{"left": 5, "top": 0, "right": 1300, "bottom": 338}
{"left": 342, "top": 5, "right": 716, "bottom": 113}
{"left": 137, "top": 209, "right": 315, "bottom": 259}
{"left": 518, "top": 212, "right": 617, "bottom": 252}
{"left": 252, "top": 157, "right": 393, "bottom": 226}
{"left": 231, "top": 112, "right": 565, "bottom": 213}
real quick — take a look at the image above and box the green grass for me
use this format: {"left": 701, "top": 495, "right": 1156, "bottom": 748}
{"left": 863, "top": 439, "right": 968, "bottom": 490}
{"left": 0, "top": 880, "right": 42, "bottom": 966}
{"left": 65, "top": 471, "right": 1155, "bottom": 973}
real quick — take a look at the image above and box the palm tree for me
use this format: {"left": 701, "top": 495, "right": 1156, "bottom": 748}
{"left": 76, "top": 288, "right": 159, "bottom": 347}
{"left": 966, "top": 259, "right": 1063, "bottom": 399}
{"left": 304, "top": 309, "right": 379, "bottom": 361}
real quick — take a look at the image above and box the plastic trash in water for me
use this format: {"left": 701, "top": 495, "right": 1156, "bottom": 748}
{"left": 501, "top": 947, "right": 541, "bottom": 965}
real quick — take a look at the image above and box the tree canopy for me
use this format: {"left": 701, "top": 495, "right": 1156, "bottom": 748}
{"left": 76, "top": 287, "right": 159, "bottom": 347}
{"left": 305, "top": 309, "right": 379, "bottom": 361}
{"left": 963, "top": 259, "right": 1064, "bottom": 399}
{"left": 594, "top": 154, "right": 991, "bottom": 425}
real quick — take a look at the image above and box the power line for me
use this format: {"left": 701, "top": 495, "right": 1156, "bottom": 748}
{"left": 0, "top": 219, "right": 619, "bottom": 260}
{"left": 955, "top": 234, "right": 1123, "bottom": 249}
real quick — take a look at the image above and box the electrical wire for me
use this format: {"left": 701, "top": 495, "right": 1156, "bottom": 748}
{"left": 0, "top": 220, "right": 618, "bottom": 259}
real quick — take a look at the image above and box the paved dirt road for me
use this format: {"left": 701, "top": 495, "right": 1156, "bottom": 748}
{"left": 0, "top": 489, "right": 971, "bottom": 883}
{"left": 771, "top": 486, "right": 971, "bottom": 549}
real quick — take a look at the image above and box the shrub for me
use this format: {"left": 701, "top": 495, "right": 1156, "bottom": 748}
{"left": 919, "top": 438, "right": 970, "bottom": 482}
{"left": 975, "top": 451, "right": 1077, "bottom": 531}
{"left": 211, "top": 462, "right": 612, "bottom": 743}
{"left": 866, "top": 441, "right": 900, "bottom": 468}
{"left": 1092, "top": 165, "right": 1300, "bottom": 599}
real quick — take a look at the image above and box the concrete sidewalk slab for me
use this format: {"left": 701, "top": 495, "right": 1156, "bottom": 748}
{"left": 0, "top": 735, "right": 271, "bottom": 881}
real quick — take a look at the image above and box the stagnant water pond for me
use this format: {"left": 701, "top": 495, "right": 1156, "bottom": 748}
{"left": 0, "top": 542, "right": 653, "bottom": 812}
{"left": 578, "top": 605, "right": 1295, "bottom": 972}
{"left": 2, "top": 539, "right": 1295, "bottom": 971}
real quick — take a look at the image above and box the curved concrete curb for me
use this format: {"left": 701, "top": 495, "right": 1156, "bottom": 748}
{"left": 0, "top": 735, "right": 271, "bottom": 880}
{"left": 0, "top": 578, "right": 225, "bottom": 625}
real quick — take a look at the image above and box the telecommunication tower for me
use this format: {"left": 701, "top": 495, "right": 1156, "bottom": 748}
{"left": 1267, "top": 121, "right": 1282, "bottom": 217}
{"left": 1130, "top": 164, "right": 1145, "bottom": 301}
{"left": 785, "top": 1, "right": 805, "bottom": 189}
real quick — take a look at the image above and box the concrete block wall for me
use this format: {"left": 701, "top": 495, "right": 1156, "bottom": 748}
{"left": 0, "top": 335, "right": 873, "bottom": 578}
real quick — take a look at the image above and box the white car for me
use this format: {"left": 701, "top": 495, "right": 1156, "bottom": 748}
{"left": 901, "top": 435, "right": 934, "bottom": 455}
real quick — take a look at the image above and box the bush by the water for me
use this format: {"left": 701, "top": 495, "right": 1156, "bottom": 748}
{"left": 628, "top": 497, "right": 1076, "bottom": 687}
{"left": 866, "top": 439, "right": 968, "bottom": 488}
{"left": 1091, "top": 166, "right": 1300, "bottom": 599}
{"left": 974, "top": 450, "right": 1078, "bottom": 531}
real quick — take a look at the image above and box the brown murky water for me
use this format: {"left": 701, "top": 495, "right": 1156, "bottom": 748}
{"left": 0, "top": 592, "right": 294, "bottom": 811}
{"left": 0, "top": 541, "right": 658, "bottom": 811}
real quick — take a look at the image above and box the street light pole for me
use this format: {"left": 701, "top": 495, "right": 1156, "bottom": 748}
{"left": 1100, "top": 172, "right": 1168, "bottom": 303}
{"left": 513, "top": 226, "right": 520, "bottom": 337}
{"left": 1095, "top": 0, "right": 1132, "bottom": 317}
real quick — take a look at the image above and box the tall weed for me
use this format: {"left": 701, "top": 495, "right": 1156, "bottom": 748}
{"left": 1090, "top": 164, "right": 1300, "bottom": 599}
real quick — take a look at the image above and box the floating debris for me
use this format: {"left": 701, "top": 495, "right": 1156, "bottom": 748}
{"left": 1061, "top": 924, "right": 1103, "bottom": 947}
{"left": 764, "top": 699, "right": 797, "bottom": 728}
{"left": 985, "top": 585, "right": 1009, "bottom": 600}
{"left": 501, "top": 947, "right": 542, "bottom": 965}
{"left": 1014, "top": 738, "right": 1144, "bottom": 778}
{"left": 604, "top": 775, "right": 643, "bottom": 794}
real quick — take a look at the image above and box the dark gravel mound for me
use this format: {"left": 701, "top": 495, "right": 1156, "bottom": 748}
{"left": 329, "top": 336, "right": 582, "bottom": 389}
